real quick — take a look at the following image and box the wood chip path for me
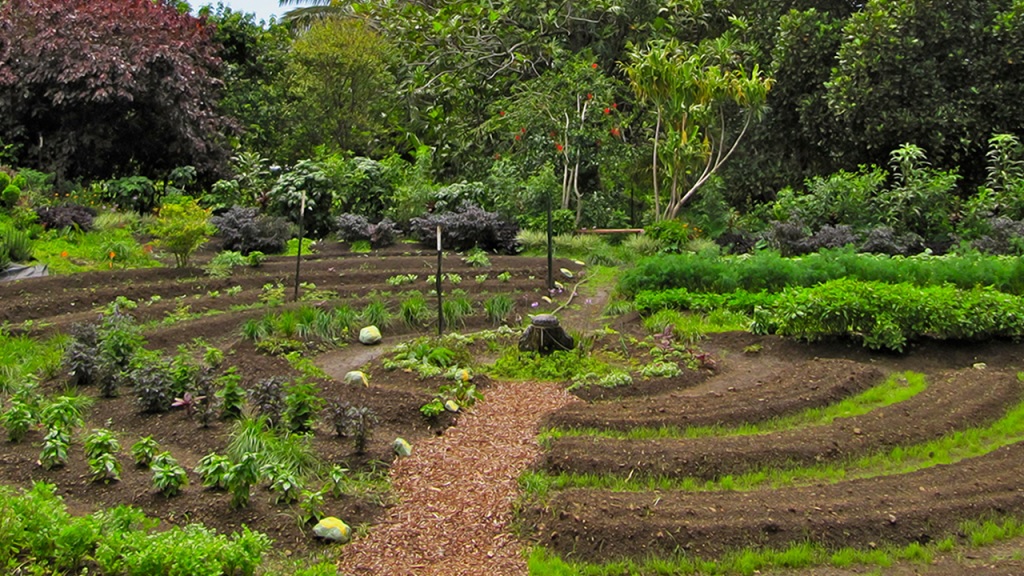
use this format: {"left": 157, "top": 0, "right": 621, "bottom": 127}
{"left": 337, "top": 379, "right": 579, "bottom": 576}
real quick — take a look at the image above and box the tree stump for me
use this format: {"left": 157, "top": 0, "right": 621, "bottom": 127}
{"left": 518, "top": 314, "right": 574, "bottom": 355}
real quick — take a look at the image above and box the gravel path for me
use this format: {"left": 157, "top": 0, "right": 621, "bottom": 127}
{"left": 337, "top": 379, "right": 579, "bottom": 576}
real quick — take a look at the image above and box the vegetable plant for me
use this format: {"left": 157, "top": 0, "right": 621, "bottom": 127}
{"left": 88, "top": 452, "right": 121, "bottom": 483}
{"left": 215, "top": 368, "right": 246, "bottom": 420}
{"left": 262, "top": 463, "right": 301, "bottom": 505}
{"left": 39, "top": 428, "right": 71, "bottom": 470}
{"left": 151, "top": 452, "right": 188, "bottom": 497}
{"left": 130, "top": 436, "right": 160, "bottom": 468}
{"left": 225, "top": 453, "right": 260, "bottom": 508}
{"left": 195, "top": 452, "right": 232, "bottom": 490}
{"left": 1, "top": 400, "right": 35, "bottom": 442}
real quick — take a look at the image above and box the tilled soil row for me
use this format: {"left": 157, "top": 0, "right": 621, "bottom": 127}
{"left": 544, "top": 358, "right": 883, "bottom": 432}
{"left": 0, "top": 253, "right": 571, "bottom": 329}
{"left": 542, "top": 368, "right": 1022, "bottom": 480}
{"left": 526, "top": 441, "right": 1024, "bottom": 563}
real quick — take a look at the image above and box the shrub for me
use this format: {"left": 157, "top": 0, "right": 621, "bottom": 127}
{"left": 83, "top": 428, "right": 120, "bottom": 460}
{"left": 644, "top": 220, "right": 696, "bottom": 253}
{"left": 88, "top": 452, "right": 121, "bottom": 483}
{"left": 409, "top": 203, "right": 519, "bottom": 253}
{"left": 39, "top": 428, "right": 71, "bottom": 470}
{"left": 211, "top": 206, "right": 292, "bottom": 255}
{"left": 224, "top": 453, "right": 260, "bottom": 508}
{"left": 859, "top": 226, "right": 925, "bottom": 256}
{"left": 130, "top": 361, "right": 175, "bottom": 414}
{"left": 970, "top": 217, "right": 1024, "bottom": 255}
{"left": 35, "top": 204, "right": 96, "bottom": 232}
{"left": 334, "top": 213, "right": 370, "bottom": 242}
{"left": 248, "top": 377, "right": 286, "bottom": 427}
{"left": 1, "top": 401, "right": 35, "bottom": 442}
{"left": 1, "top": 184, "right": 19, "bottom": 208}
{"left": 806, "top": 224, "right": 858, "bottom": 251}
{"left": 103, "top": 175, "right": 160, "bottom": 214}
{"left": 215, "top": 368, "right": 246, "bottom": 420}
{"left": 64, "top": 323, "right": 100, "bottom": 387}
{"left": 269, "top": 160, "right": 334, "bottom": 238}
{"left": 369, "top": 218, "right": 398, "bottom": 248}
{"left": 262, "top": 463, "right": 301, "bottom": 505}
{"left": 521, "top": 209, "right": 576, "bottom": 235}
{"left": 195, "top": 452, "right": 232, "bottom": 490}
{"left": 151, "top": 199, "right": 213, "bottom": 268}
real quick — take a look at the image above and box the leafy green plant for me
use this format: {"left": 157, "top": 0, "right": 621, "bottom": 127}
{"left": 262, "top": 463, "right": 301, "bottom": 505}
{"left": 83, "top": 428, "right": 120, "bottom": 460}
{"left": 419, "top": 398, "right": 445, "bottom": 418}
{"left": 215, "top": 368, "right": 246, "bottom": 420}
{"left": 130, "top": 436, "right": 160, "bottom": 468}
{"left": 442, "top": 291, "right": 474, "bottom": 328}
{"left": 387, "top": 273, "right": 418, "bottom": 286}
{"left": 224, "top": 453, "right": 260, "bottom": 508}
{"left": 151, "top": 452, "right": 188, "bottom": 497}
{"left": 463, "top": 248, "right": 492, "bottom": 267}
{"left": 399, "top": 292, "right": 430, "bottom": 328}
{"left": 324, "top": 463, "right": 349, "bottom": 498}
{"left": 298, "top": 488, "right": 327, "bottom": 525}
{"left": 1, "top": 401, "right": 35, "bottom": 442}
{"left": 39, "top": 392, "right": 90, "bottom": 432}
{"left": 88, "top": 452, "right": 121, "bottom": 483}
{"left": 497, "top": 271, "right": 512, "bottom": 282}
{"left": 195, "top": 452, "right": 232, "bottom": 490}
{"left": 284, "top": 380, "right": 324, "bottom": 434}
{"left": 39, "top": 428, "right": 71, "bottom": 470}
{"left": 151, "top": 198, "right": 213, "bottom": 268}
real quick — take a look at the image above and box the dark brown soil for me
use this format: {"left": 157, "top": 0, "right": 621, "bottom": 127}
{"left": 525, "top": 332, "right": 1024, "bottom": 567}
{"left": 0, "top": 244, "right": 583, "bottom": 556}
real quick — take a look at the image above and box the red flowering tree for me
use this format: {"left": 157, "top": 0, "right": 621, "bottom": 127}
{"left": 0, "top": 0, "right": 231, "bottom": 182}
{"left": 484, "top": 52, "right": 626, "bottom": 224}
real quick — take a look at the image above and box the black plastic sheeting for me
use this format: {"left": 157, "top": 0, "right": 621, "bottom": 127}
{"left": 0, "top": 263, "right": 49, "bottom": 283}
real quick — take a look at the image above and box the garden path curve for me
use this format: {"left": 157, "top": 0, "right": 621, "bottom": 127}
{"left": 336, "top": 379, "right": 579, "bottom": 576}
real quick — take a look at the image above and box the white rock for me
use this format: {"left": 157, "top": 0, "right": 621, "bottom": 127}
{"left": 344, "top": 371, "right": 369, "bottom": 387}
{"left": 392, "top": 437, "right": 412, "bottom": 457}
{"left": 358, "top": 326, "right": 382, "bottom": 345}
{"left": 313, "top": 517, "right": 351, "bottom": 543}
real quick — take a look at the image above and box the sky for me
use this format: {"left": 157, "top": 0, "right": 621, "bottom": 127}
{"left": 196, "top": 0, "right": 283, "bottom": 24}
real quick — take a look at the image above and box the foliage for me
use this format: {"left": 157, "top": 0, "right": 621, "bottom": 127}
{"left": 0, "top": 0, "right": 230, "bottom": 182}
{"left": 269, "top": 160, "right": 334, "bottom": 238}
{"left": 0, "top": 227, "right": 31, "bottom": 262}
{"left": 64, "top": 323, "right": 100, "bottom": 387}
{"left": 262, "top": 463, "right": 301, "bottom": 505}
{"left": 224, "top": 453, "right": 261, "bottom": 509}
{"left": 399, "top": 292, "right": 430, "bottom": 328}
{"left": 1, "top": 400, "right": 35, "bottom": 442}
{"left": 484, "top": 294, "right": 515, "bottom": 326}
{"left": 754, "top": 279, "right": 1024, "bottom": 351}
{"left": 129, "top": 358, "right": 176, "bottom": 414}
{"left": 635, "top": 287, "right": 776, "bottom": 315}
{"left": 215, "top": 367, "right": 246, "bottom": 420}
{"left": 196, "top": 452, "right": 233, "bottom": 490}
{"left": 151, "top": 198, "right": 214, "bottom": 268}
{"left": 644, "top": 220, "right": 698, "bottom": 253}
{"left": 619, "top": 249, "right": 1024, "bottom": 297}
{"left": 130, "top": 436, "right": 160, "bottom": 468}
{"left": 339, "top": 405, "right": 377, "bottom": 455}
{"left": 491, "top": 348, "right": 614, "bottom": 382}
{"left": 359, "top": 300, "right": 393, "bottom": 330}
{"left": 151, "top": 452, "right": 188, "bottom": 497}
{"left": 39, "top": 427, "right": 71, "bottom": 470}
{"left": 284, "top": 380, "right": 324, "bottom": 434}
{"left": 211, "top": 206, "right": 292, "bottom": 255}
{"left": 35, "top": 204, "right": 96, "bottom": 232}
{"left": 409, "top": 203, "right": 519, "bottom": 253}
{"left": 248, "top": 377, "right": 287, "bottom": 427}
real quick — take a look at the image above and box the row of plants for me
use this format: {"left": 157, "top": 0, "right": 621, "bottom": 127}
{"left": 620, "top": 248, "right": 1024, "bottom": 297}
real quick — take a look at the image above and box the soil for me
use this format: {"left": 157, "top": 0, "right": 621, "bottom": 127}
{"left": 6, "top": 242, "right": 1024, "bottom": 573}
{"left": 0, "top": 242, "right": 585, "bottom": 557}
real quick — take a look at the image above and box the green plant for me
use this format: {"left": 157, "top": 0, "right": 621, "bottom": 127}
{"left": 1, "top": 400, "right": 35, "bottom": 442}
{"left": 39, "top": 428, "right": 71, "bottom": 470}
{"left": 359, "top": 300, "right": 393, "bottom": 328}
{"left": 463, "top": 248, "right": 492, "bottom": 267}
{"left": 298, "top": 488, "right": 327, "bottom": 526}
{"left": 262, "top": 463, "right": 301, "bottom": 505}
{"left": 224, "top": 453, "right": 260, "bottom": 508}
{"left": 442, "top": 293, "right": 473, "bottom": 328}
{"left": 639, "top": 360, "right": 683, "bottom": 378}
{"left": 386, "top": 273, "right": 418, "bottom": 286}
{"left": 497, "top": 271, "right": 512, "bottom": 282}
{"left": 151, "top": 452, "right": 188, "bottom": 497}
{"left": 88, "top": 452, "right": 122, "bottom": 483}
{"left": 419, "top": 398, "right": 445, "bottom": 418}
{"left": 39, "top": 392, "right": 90, "bottom": 432}
{"left": 83, "top": 428, "right": 120, "bottom": 460}
{"left": 195, "top": 452, "right": 232, "bottom": 490}
{"left": 248, "top": 377, "right": 286, "bottom": 427}
{"left": 399, "top": 292, "right": 430, "bottom": 328}
{"left": 484, "top": 294, "right": 515, "bottom": 326}
{"left": 324, "top": 463, "right": 349, "bottom": 498}
{"left": 284, "top": 380, "right": 324, "bottom": 434}
{"left": 151, "top": 198, "right": 213, "bottom": 268}
{"left": 130, "top": 436, "right": 160, "bottom": 468}
{"left": 214, "top": 368, "right": 246, "bottom": 420}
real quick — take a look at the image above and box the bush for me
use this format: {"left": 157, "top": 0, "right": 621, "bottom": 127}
{"left": 970, "top": 217, "right": 1024, "bottom": 255}
{"left": 1, "top": 184, "right": 21, "bottom": 208}
{"left": 151, "top": 199, "right": 213, "bottom": 268}
{"left": 103, "top": 175, "right": 160, "bottom": 214}
{"left": 248, "top": 377, "right": 286, "bottom": 427}
{"left": 859, "top": 226, "right": 925, "bottom": 256}
{"left": 806, "top": 224, "right": 858, "bottom": 251}
{"left": 409, "top": 203, "right": 519, "bottom": 253}
{"left": 334, "top": 213, "right": 370, "bottom": 242}
{"left": 269, "top": 160, "right": 334, "bottom": 239}
{"left": 332, "top": 156, "right": 395, "bottom": 219}
{"left": 130, "top": 361, "right": 175, "bottom": 414}
{"left": 1, "top": 228, "right": 32, "bottom": 262}
{"left": 765, "top": 218, "right": 812, "bottom": 256}
{"left": 644, "top": 219, "right": 697, "bottom": 253}
{"left": 211, "top": 206, "right": 292, "bottom": 255}
{"left": 35, "top": 204, "right": 96, "bottom": 232}
{"left": 369, "top": 218, "right": 398, "bottom": 248}
{"left": 521, "top": 209, "right": 577, "bottom": 235}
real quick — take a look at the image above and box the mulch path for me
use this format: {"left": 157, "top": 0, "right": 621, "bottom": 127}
{"left": 336, "top": 379, "right": 579, "bottom": 576}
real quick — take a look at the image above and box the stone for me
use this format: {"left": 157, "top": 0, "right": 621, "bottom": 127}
{"left": 392, "top": 437, "right": 412, "bottom": 457}
{"left": 343, "top": 371, "right": 369, "bottom": 387}
{"left": 444, "top": 399, "right": 460, "bottom": 412}
{"left": 518, "top": 314, "right": 574, "bottom": 355}
{"left": 358, "top": 326, "right": 382, "bottom": 345}
{"left": 313, "top": 517, "right": 351, "bottom": 543}
{"left": 559, "top": 267, "right": 574, "bottom": 279}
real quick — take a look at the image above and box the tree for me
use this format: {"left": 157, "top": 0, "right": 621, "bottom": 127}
{"left": 624, "top": 31, "right": 773, "bottom": 220}
{"left": 0, "top": 0, "right": 232, "bottom": 182}
{"left": 279, "top": 17, "right": 399, "bottom": 159}
{"left": 486, "top": 53, "right": 626, "bottom": 224}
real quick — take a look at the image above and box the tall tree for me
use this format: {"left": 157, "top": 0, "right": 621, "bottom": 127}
{"left": 624, "top": 32, "right": 773, "bottom": 220}
{"left": 0, "top": 0, "right": 232, "bottom": 182}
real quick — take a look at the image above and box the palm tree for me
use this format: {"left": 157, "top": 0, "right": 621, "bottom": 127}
{"left": 278, "top": 0, "right": 350, "bottom": 29}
